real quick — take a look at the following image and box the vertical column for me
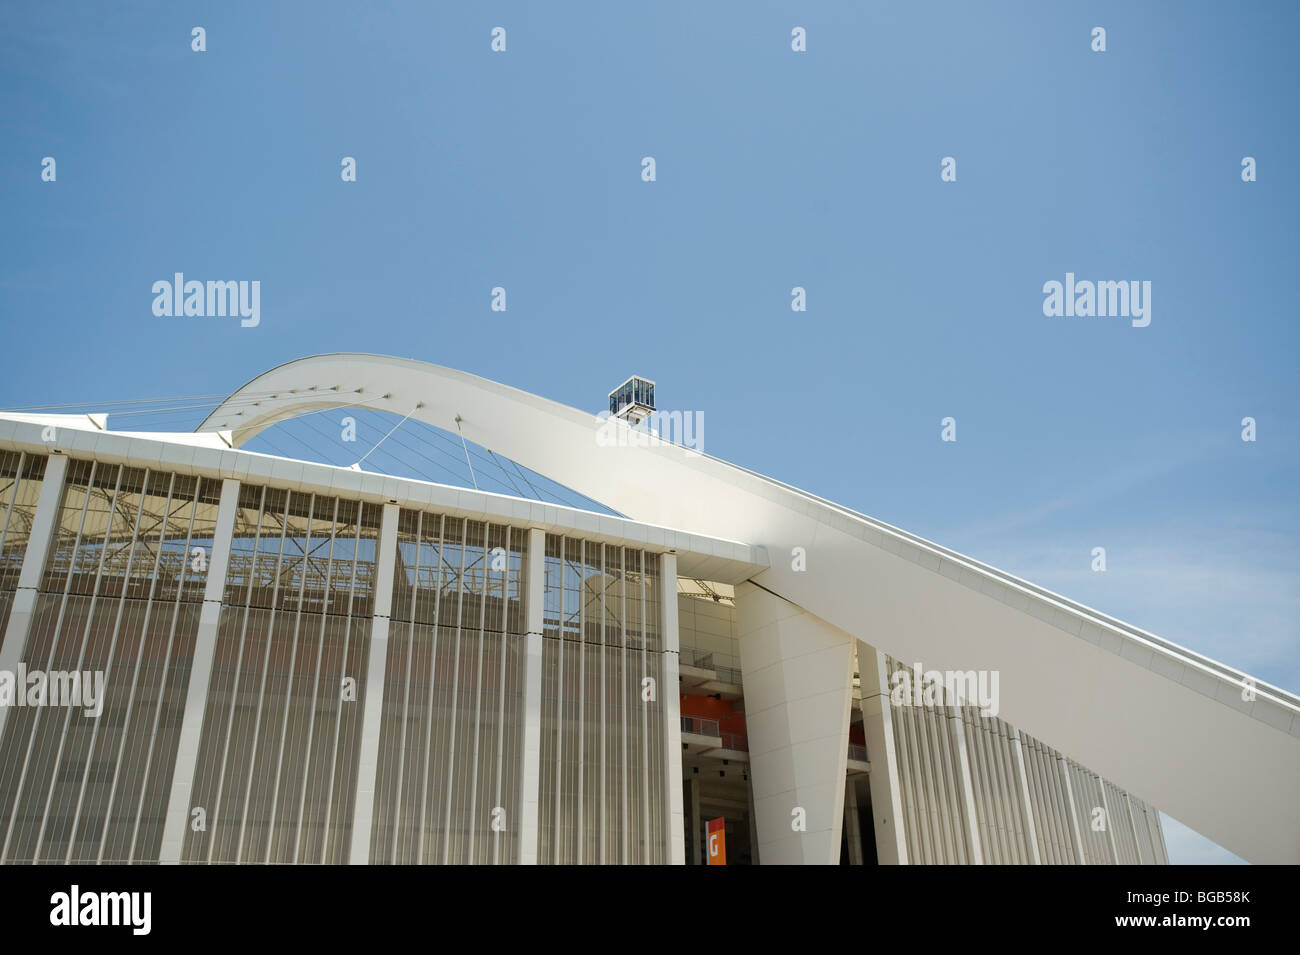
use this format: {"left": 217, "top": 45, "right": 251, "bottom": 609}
{"left": 660, "top": 552, "right": 685, "bottom": 864}
{"left": 518, "top": 527, "right": 546, "bottom": 864}
{"left": 1008, "top": 728, "right": 1042, "bottom": 864}
{"left": 746, "top": 772, "right": 759, "bottom": 865}
{"left": 858, "top": 645, "right": 908, "bottom": 864}
{"left": 844, "top": 778, "right": 863, "bottom": 865}
{"left": 575, "top": 541, "right": 584, "bottom": 863}
{"left": 348, "top": 502, "right": 400, "bottom": 864}
{"left": 1098, "top": 780, "right": 1120, "bottom": 864}
{"left": 598, "top": 546, "right": 606, "bottom": 865}
{"left": 947, "top": 710, "right": 984, "bottom": 864}
{"left": 738, "top": 583, "right": 852, "bottom": 865}
{"left": 689, "top": 776, "right": 701, "bottom": 865}
{"left": 1058, "top": 756, "right": 1087, "bottom": 864}
{"left": 158, "top": 477, "right": 240, "bottom": 863}
{"left": 1153, "top": 808, "right": 1170, "bottom": 865}
{"left": 1124, "top": 793, "right": 1146, "bottom": 864}
{"left": 0, "top": 453, "right": 67, "bottom": 745}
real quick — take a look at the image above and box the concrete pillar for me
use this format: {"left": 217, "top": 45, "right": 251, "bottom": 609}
{"left": 689, "top": 775, "right": 701, "bottom": 865}
{"left": 844, "top": 778, "right": 863, "bottom": 865}
{"left": 518, "top": 527, "right": 546, "bottom": 864}
{"left": 1059, "top": 756, "right": 1087, "bottom": 864}
{"left": 158, "top": 477, "right": 240, "bottom": 863}
{"left": 948, "top": 710, "right": 984, "bottom": 864}
{"left": 857, "top": 645, "right": 908, "bottom": 864}
{"left": 348, "top": 502, "right": 400, "bottom": 864}
{"left": 746, "top": 771, "right": 759, "bottom": 865}
{"left": 661, "top": 552, "right": 685, "bottom": 864}
{"left": 737, "top": 582, "right": 853, "bottom": 865}
{"left": 1153, "top": 807, "right": 1170, "bottom": 865}
{"left": 1098, "top": 779, "right": 1120, "bottom": 864}
{"left": 1009, "top": 727, "right": 1042, "bottom": 863}
{"left": 0, "top": 453, "right": 68, "bottom": 746}
{"left": 1125, "top": 795, "right": 1145, "bottom": 864}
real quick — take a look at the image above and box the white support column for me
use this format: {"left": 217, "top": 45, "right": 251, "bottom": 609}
{"left": 0, "top": 454, "right": 68, "bottom": 746}
{"left": 158, "top": 477, "right": 240, "bottom": 863}
{"left": 348, "top": 502, "right": 400, "bottom": 864}
{"left": 660, "top": 552, "right": 685, "bottom": 865}
{"left": 1153, "top": 807, "right": 1170, "bottom": 865}
{"left": 1059, "top": 756, "right": 1087, "bottom": 864}
{"left": 857, "top": 645, "right": 908, "bottom": 864}
{"left": 738, "top": 583, "right": 853, "bottom": 865}
{"left": 746, "top": 771, "right": 759, "bottom": 865}
{"left": 1125, "top": 793, "right": 1146, "bottom": 864}
{"left": 948, "top": 710, "right": 984, "bottom": 864}
{"left": 844, "top": 778, "right": 864, "bottom": 865}
{"left": 1009, "top": 727, "right": 1042, "bottom": 864}
{"left": 1098, "top": 780, "right": 1120, "bottom": 864}
{"left": 519, "top": 527, "right": 546, "bottom": 864}
{"left": 0, "top": 453, "right": 68, "bottom": 747}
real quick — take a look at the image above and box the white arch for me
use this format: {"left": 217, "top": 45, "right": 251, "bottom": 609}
{"left": 200, "top": 353, "right": 1300, "bottom": 863}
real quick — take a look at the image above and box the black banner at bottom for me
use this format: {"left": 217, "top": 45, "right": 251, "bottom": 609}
{"left": 0, "top": 862, "right": 1282, "bottom": 941}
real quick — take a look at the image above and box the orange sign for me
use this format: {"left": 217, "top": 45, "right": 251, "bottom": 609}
{"left": 707, "top": 817, "right": 726, "bottom": 866}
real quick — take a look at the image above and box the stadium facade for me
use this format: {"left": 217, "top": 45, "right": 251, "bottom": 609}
{"left": 0, "top": 354, "right": 1295, "bottom": 865}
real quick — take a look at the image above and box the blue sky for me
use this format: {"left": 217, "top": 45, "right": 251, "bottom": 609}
{"left": 2, "top": 2, "right": 1296, "bottom": 864}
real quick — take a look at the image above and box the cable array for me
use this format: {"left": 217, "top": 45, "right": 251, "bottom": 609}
{"left": 0, "top": 392, "right": 620, "bottom": 516}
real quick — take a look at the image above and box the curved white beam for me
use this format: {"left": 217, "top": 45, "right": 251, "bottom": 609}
{"left": 200, "top": 353, "right": 1300, "bottom": 863}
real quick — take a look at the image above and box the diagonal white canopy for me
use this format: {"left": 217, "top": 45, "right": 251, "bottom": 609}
{"left": 200, "top": 353, "right": 1300, "bottom": 863}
